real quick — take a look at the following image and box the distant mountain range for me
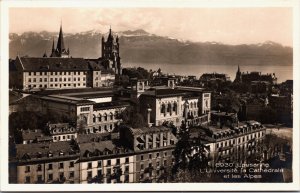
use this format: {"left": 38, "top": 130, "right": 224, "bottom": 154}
{"left": 9, "top": 29, "right": 293, "bottom": 66}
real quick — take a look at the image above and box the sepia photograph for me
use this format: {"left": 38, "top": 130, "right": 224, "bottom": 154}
{"left": 1, "top": 0, "right": 299, "bottom": 191}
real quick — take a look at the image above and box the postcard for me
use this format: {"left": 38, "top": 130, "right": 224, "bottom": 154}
{"left": 0, "top": 0, "right": 299, "bottom": 191}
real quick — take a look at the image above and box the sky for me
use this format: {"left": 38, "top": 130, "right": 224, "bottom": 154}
{"left": 9, "top": 7, "right": 292, "bottom": 46}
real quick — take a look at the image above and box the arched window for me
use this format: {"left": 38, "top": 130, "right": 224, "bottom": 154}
{"left": 173, "top": 102, "right": 177, "bottom": 112}
{"left": 93, "top": 115, "right": 96, "bottom": 123}
{"left": 160, "top": 103, "right": 165, "bottom": 114}
{"left": 110, "top": 113, "right": 114, "bottom": 120}
{"left": 167, "top": 103, "right": 172, "bottom": 113}
{"left": 98, "top": 114, "right": 102, "bottom": 122}
{"left": 104, "top": 113, "right": 108, "bottom": 121}
{"left": 194, "top": 101, "right": 197, "bottom": 108}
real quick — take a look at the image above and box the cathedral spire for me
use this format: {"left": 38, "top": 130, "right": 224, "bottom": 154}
{"left": 51, "top": 37, "right": 55, "bottom": 52}
{"left": 56, "top": 22, "right": 66, "bottom": 53}
{"left": 107, "top": 25, "right": 113, "bottom": 41}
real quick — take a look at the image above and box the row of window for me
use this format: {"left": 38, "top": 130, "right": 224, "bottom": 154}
{"left": 140, "top": 151, "right": 169, "bottom": 161}
{"left": 28, "top": 71, "right": 85, "bottom": 76}
{"left": 28, "top": 77, "right": 85, "bottom": 83}
{"left": 25, "top": 161, "right": 75, "bottom": 173}
{"left": 90, "top": 124, "right": 117, "bottom": 133}
{"left": 53, "top": 134, "right": 75, "bottom": 141}
{"left": 92, "top": 113, "right": 119, "bottom": 123}
{"left": 86, "top": 157, "right": 130, "bottom": 169}
{"left": 28, "top": 83, "right": 86, "bottom": 88}
{"left": 25, "top": 171, "right": 75, "bottom": 183}
{"left": 216, "top": 131, "right": 264, "bottom": 148}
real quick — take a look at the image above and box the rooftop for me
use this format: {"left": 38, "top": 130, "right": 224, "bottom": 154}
{"left": 21, "top": 129, "right": 48, "bottom": 141}
{"left": 40, "top": 95, "right": 95, "bottom": 105}
{"left": 16, "top": 56, "right": 89, "bottom": 72}
{"left": 128, "top": 126, "right": 171, "bottom": 136}
{"left": 16, "top": 141, "right": 78, "bottom": 160}
{"left": 77, "top": 133, "right": 111, "bottom": 144}
{"left": 93, "top": 100, "right": 130, "bottom": 110}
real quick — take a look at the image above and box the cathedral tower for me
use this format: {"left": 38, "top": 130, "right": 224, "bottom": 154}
{"left": 101, "top": 27, "right": 122, "bottom": 75}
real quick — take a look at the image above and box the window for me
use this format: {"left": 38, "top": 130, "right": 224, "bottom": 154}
{"left": 59, "top": 172, "right": 64, "bottom": 180}
{"left": 29, "top": 72, "right": 31, "bottom": 76}
{"left": 69, "top": 161, "right": 74, "bottom": 168}
{"left": 163, "top": 160, "right": 167, "bottom": 166}
{"left": 40, "top": 78, "right": 42, "bottom": 82}
{"left": 125, "top": 157, "right": 129, "bottom": 163}
{"left": 116, "top": 159, "right": 120, "bottom": 165}
{"left": 69, "top": 171, "right": 74, "bottom": 178}
{"left": 156, "top": 161, "right": 160, "bottom": 167}
{"left": 25, "top": 176, "right": 30, "bottom": 183}
{"left": 48, "top": 174, "right": 53, "bottom": 181}
{"left": 149, "top": 154, "right": 152, "bottom": 159}
{"left": 125, "top": 166, "right": 129, "bottom": 172}
{"left": 25, "top": 166, "right": 30, "bottom": 172}
{"left": 37, "top": 175, "right": 43, "bottom": 182}
{"left": 28, "top": 78, "right": 31, "bottom": 82}
{"left": 80, "top": 107, "right": 90, "bottom": 112}
{"left": 156, "top": 152, "right": 160, "bottom": 158}
{"left": 98, "top": 161, "right": 102, "bottom": 167}
{"left": 48, "top": 164, "right": 52, "bottom": 170}
{"left": 107, "top": 160, "right": 111, "bottom": 166}
{"left": 33, "top": 72, "right": 36, "bottom": 75}
{"left": 59, "top": 162, "right": 64, "bottom": 169}
{"left": 64, "top": 78, "right": 66, "bottom": 81}
{"left": 44, "top": 78, "right": 47, "bottom": 82}
{"left": 107, "top": 168, "right": 111, "bottom": 175}
{"left": 164, "top": 152, "right": 167, "bottom": 157}
{"left": 55, "top": 78, "right": 58, "bottom": 82}
{"left": 88, "top": 162, "right": 92, "bottom": 169}
{"left": 125, "top": 174, "right": 129, "bottom": 182}
{"left": 97, "top": 169, "right": 102, "bottom": 176}
{"left": 37, "top": 164, "right": 42, "bottom": 171}
{"left": 141, "top": 155, "right": 144, "bottom": 161}
{"left": 33, "top": 78, "right": 36, "bottom": 82}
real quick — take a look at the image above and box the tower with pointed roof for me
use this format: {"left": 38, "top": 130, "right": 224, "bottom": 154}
{"left": 234, "top": 65, "right": 242, "bottom": 83}
{"left": 101, "top": 27, "right": 122, "bottom": 75}
{"left": 50, "top": 23, "right": 70, "bottom": 58}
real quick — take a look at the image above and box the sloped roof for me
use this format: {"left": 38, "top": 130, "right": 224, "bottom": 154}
{"left": 16, "top": 56, "right": 89, "bottom": 71}
{"left": 128, "top": 126, "right": 171, "bottom": 136}
{"left": 93, "top": 101, "right": 130, "bottom": 110}
{"left": 15, "top": 141, "right": 77, "bottom": 159}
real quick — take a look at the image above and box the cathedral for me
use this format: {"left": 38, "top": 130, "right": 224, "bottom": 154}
{"left": 101, "top": 27, "right": 122, "bottom": 75}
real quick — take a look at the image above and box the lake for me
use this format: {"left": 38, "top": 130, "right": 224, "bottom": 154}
{"left": 123, "top": 63, "right": 293, "bottom": 83}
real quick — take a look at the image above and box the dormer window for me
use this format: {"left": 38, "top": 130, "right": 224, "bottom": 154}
{"left": 37, "top": 152, "right": 42, "bottom": 158}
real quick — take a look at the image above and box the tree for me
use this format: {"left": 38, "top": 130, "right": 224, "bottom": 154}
{"left": 172, "top": 121, "right": 215, "bottom": 182}
{"left": 119, "top": 106, "right": 146, "bottom": 128}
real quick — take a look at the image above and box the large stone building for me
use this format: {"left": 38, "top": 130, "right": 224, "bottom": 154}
{"left": 11, "top": 141, "right": 80, "bottom": 184}
{"left": 234, "top": 66, "right": 277, "bottom": 84}
{"left": 9, "top": 25, "right": 118, "bottom": 90}
{"left": 10, "top": 125, "right": 177, "bottom": 184}
{"left": 139, "top": 86, "right": 211, "bottom": 128}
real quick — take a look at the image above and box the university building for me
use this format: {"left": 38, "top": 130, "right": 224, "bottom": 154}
{"left": 9, "top": 24, "right": 121, "bottom": 90}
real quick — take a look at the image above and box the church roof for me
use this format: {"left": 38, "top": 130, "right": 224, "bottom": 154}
{"left": 56, "top": 24, "right": 66, "bottom": 53}
{"left": 16, "top": 56, "right": 90, "bottom": 72}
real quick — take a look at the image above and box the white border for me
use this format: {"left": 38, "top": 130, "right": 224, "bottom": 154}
{"left": 1, "top": 0, "right": 299, "bottom": 191}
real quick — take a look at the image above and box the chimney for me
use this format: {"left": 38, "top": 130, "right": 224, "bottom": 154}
{"left": 147, "top": 107, "right": 152, "bottom": 127}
